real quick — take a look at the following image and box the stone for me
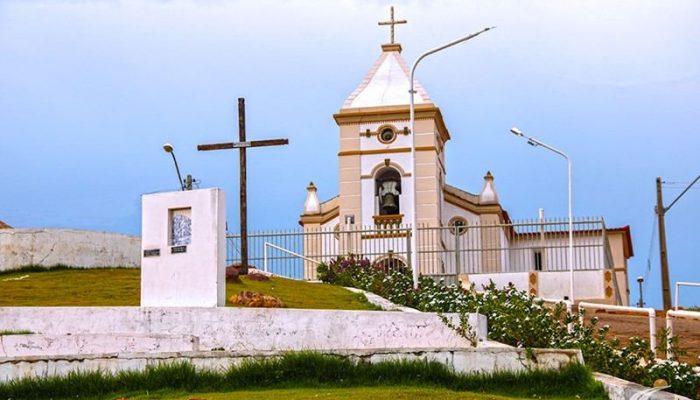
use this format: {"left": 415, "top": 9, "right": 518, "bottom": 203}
{"left": 225, "top": 266, "right": 241, "bottom": 283}
{"left": 226, "top": 262, "right": 254, "bottom": 276}
{"left": 229, "top": 291, "right": 284, "bottom": 308}
{"left": 246, "top": 272, "right": 270, "bottom": 282}
{"left": 653, "top": 378, "right": 669, "bottom": 387}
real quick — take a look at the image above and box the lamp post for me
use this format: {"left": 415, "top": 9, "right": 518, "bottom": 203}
{"left": 637, "top": 276, "right": 645, "bottom": 307}
{"left": 163, "top": 143, "right": 185, "bottom": 191}
{"left": 408, "top": 26, "right": 494, "bottom": 289}
{"left": 510, "top": 127, "right": 574, "bottom": 303}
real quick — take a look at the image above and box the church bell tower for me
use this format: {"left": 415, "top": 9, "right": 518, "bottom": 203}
{"left": 333, "top": 26, "right": 451, "bottom": 230}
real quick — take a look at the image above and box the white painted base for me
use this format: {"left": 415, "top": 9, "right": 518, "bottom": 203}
{"left": 0, "top": 307, "right": 485, "bottom": 352}
{"left": 0, "top": 334, "right": 199, "bottom": 358}
{"left": 0, "top": 347, "right": 584, "bottom": 383}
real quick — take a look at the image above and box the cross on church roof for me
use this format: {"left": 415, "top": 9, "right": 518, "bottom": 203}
{"left": 378, "top": 6, "right": 407, "bottom": 44}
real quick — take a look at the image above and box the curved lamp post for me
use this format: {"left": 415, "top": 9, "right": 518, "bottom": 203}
{"left": 163, "top": 143, "right": 185, "bottom": 191}
{"left": 408, "top": 26, "right": 495, "bottom": 289}
{"left": 510, "top": 127, "right": 574, "bottom": 303}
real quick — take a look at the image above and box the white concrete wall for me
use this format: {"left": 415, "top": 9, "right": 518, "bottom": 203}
{"left": 0, "top": 307, "right": 484, "bottom": 352}
{"left": 538, "top": 270, "right": 604, "bottom": 301}
{"left": 464, "top": 270, "right": 605, "bottom": 302}
{"left": 594, "top": 372, "right": 690, "bottom": 400}
{"left": 467, "top": 272, "right": 530, "bottom": 292}
{"left": 0, "top": 334, "right": 199, "bottom": 357}
{"left": 0, "top": 347, "right": 584, "bottom": 384}
{"left": 508, "top": 236, "right": 605, "bottom": 272}
{"left": 141, "top": 188, "right": 226, "bottom": 307}
{"left": 0, "top": 229, "right": 140, "bottom": 271}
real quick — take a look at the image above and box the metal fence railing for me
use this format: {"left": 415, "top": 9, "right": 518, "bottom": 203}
{"left": 227, "top": 217, "right": 613, "bottom": 281}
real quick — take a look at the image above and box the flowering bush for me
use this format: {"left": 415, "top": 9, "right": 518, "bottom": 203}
{"left": 317, "top": 255, "right": 416, "bottom": 305}
{"left": 318, "top": 259, "right": 700, "bottom": 398}
{"left": 644, "top": 360, "right": 700, "bottom": 398}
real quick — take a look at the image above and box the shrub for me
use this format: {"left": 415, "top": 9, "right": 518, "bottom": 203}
{"left": 318, "top": 261, "right": 700, "bottom": 399}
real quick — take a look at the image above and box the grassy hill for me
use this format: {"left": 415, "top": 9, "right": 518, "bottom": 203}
{"left": 0, "top": 267, "right": 377, "bottom": 310}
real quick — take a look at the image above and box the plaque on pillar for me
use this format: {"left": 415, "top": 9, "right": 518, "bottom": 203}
{"left": 140, "top": 188, "right": 226, "bottom": 307}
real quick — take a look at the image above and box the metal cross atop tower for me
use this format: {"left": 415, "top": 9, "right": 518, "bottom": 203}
{"left": 378, "top": 6, "right": 407, "bottom": 44}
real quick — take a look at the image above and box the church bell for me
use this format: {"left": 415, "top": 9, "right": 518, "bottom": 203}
{"left": 381, "top": 194, "right": 398, "bottom": 214}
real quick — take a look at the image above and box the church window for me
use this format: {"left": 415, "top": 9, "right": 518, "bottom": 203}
{"left": 377, "top": 126, "right": 397, "bottom": 144}
{"left": 533, "top": 249, "right": 543, "bottom": 271}
{"left": 448, "top": 217, "right": 468, "bottom": 236}
{"left": 375, "top": 168, "right": 401, "bottom": 215}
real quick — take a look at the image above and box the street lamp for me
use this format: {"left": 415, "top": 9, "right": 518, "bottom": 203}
{"left": 163, "top": 143, "right": 185, "bottom": 191}
{"left": 510, "top": 127, "right": 574, "bottom": 303}
{"left": 637, "top": 276, "right": 645, "bottom": 307}
{"left": 408, "top": 26, "right": 495, "bottom": 289}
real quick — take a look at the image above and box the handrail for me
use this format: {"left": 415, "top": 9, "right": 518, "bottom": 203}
{"left": 263, "top": 242, "right": 321, "bottom": 273}
{"left": 578, "top": 302, "right": 656, "bottom": 355}
{"left": 674, "top": 281, "right": 700, "bottom": 310}
{"left": 665, "top": 309, "right": 700, "bottom": 359}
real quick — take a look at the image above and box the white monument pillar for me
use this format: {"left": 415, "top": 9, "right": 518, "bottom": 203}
{"left": 140, "top": 188, "right": 226, "bottom": 307}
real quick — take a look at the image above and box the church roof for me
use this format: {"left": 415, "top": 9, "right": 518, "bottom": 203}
{"left": 342, "top": 44, "right": 432, "bottom": 109}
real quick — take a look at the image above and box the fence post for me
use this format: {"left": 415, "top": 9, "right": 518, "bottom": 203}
{"left": 406, "top": 227, "right": 412, "bottom": 274}
{"left": 263, "top": 242, "right": 268, "bottom": 272}
{"left": 666, "top": 313, "right": 674, "bottom": 359}
{"left": 455, "top": 229, "right": 461, "bottom": 275}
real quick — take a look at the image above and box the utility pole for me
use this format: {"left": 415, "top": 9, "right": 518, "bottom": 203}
{"left": 656, "top": 177, "right": 671, "bottom": 310}
{"left": 656, "top": 175, "right": 700, "bottom": 310}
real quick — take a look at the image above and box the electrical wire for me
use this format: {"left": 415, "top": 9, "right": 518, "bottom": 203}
{"left": 643, "top": 214, "right": 657, "bottom": 291}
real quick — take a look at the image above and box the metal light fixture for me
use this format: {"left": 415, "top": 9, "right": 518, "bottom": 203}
{"left": 637, "top": 276, "right": 645, "bottom": 307}
{"left": 163, "top": 143, "right": 185, "bottom": 191}
{"left": 408, "top": 26, "right": 495, "bottom": 289}
{"left": 510, "top": 127, "right": 574, "bottom": 303}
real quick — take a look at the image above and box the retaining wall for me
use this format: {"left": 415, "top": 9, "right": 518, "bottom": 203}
{"left": 0, "top": 229, "right": 140, "bottom": 271}
{"left": 0, "top": 307, "right": 486, "bottom": 352}
{"left": 0, "top": 347, "right": 583, "bottom": 383}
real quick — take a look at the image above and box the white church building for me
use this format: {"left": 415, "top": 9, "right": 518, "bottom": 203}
{"left": 290, "top": 39, "right": 633, "bottom": 306}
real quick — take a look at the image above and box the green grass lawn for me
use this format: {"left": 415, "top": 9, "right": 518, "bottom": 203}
{"left": 0, "top": 354, "right": 607, "bottom": 400}
{"left": 0, "top": 267, "right": 377, "bottom": 310}
{"left": 130, "top": 387, "right": 581, "bottom": 400}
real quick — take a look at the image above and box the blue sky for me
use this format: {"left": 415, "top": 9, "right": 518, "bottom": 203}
{"left": 1, "top": 0, "right": 698, "bottom": 308}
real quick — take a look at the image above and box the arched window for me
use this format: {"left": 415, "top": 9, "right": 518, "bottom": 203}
{"left": 375, "top": 168, "right": 401, "bottom": 215}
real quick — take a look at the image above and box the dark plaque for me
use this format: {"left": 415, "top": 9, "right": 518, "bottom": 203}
{"left": 171, "top": 245, "right": 187, "bottom": 254}
{"left": 143, "top": 249, "right": 160, "bottom": 257}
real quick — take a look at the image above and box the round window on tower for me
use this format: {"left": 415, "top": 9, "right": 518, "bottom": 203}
{"left": 448, "top": 217, "right": 469, "bottom": 236}
{"left": 377, "top": 125, "right": 397, "bottom": 144}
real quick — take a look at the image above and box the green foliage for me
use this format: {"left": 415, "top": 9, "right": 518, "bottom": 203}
{"left": 320, "top": 264, "right": 700, "bottom": 399}
{"left": 0, "top": 352, "right": 606, "bottom": 400}
{"left": 644, "top": 360, "right": 700, "bottom": 398}
{"left": 317, "top": 255, "right": 416, "bottom": 305}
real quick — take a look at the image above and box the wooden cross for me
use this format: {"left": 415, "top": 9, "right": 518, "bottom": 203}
{"left": 197, "top": 98, "right": 289, "bottom": 274}
{"left": 378, "top": 6, "right": 407, "bottom": 44}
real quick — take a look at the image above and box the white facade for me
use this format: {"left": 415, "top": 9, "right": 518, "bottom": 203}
{"left": 141, "top": 188, "right": 226, "bottom": 307}
{"left": 299, "top": 41, "right": 632, "bottom": 304}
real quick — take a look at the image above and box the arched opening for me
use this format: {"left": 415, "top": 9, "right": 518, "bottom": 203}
{"left": 374, "top": 254, "right": 408, "bottom": 274}
{"left": 375, "top": 168, "right": 401, "bottom": 216}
